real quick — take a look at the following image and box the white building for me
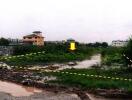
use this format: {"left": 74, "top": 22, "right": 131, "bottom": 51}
{"left": 111, "top": 40, "right": 128, "bottom": 47}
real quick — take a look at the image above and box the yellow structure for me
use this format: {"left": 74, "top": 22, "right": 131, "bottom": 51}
{"left": 70, "top": 42, "right": 76, "bottom": 51}
{"left": 23, "top": 31, "right": 44, "bottom": 46}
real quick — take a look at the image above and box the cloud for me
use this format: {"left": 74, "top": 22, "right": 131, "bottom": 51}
{"left": 0, "top": 0, "right": 132, "bottom": 43}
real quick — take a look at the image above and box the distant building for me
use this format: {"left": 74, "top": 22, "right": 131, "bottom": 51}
{"left": 67, "top": 38, "right": 75, "bottom": 43}
{"left": 8, "top": 38, "right": 23, "bottom": 46}
{"left": 23, "top": 31, "right": 44, "bottom": 46}
{"left": 111, "top": 40, "right": 128, "bottom": 47}
{"left": 45, "top": 40, "right": 66, "bottom": 44}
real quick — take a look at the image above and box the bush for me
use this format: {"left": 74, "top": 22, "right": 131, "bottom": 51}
{"left": 4, "top": 43, "right": 98, "bottom": 65}
{"left": 101, "top": 47, "right": 124, "bottom": 65}
{"left": 124, "top": 38, "right": 132, "bottom": 65}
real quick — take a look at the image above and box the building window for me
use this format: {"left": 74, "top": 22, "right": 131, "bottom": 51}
{"left": 28, "top": 37, "right": 32, "bottom": 39}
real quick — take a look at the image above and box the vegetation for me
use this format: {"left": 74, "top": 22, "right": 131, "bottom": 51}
{"left": 123, "top": 38, "right": 132, "bottom": 66}
{"left": 43, "top": 68, "right": 132, "bottom": 91}
{"left": 39, "top": 40, "right": 132, "bottom": 92}
{"left": 0, "top": 39, "right": 128, "bottom": 67}
{"left": 86, "top": 42, "right": 108, "bottom": 48}
{"left": 3, "top": 43, "right": 99, "bottom": 65}
{"left": 0, "top": 38, "right": 9, "bottom": 46}
{"left": 100, "top": 37, "right": 132, "bottom": 67}
{"left": 101, "top": 47, "right": 124, "bottom": 66}
{"left": 1, "top": 39, "right": 132, "bottom": 93}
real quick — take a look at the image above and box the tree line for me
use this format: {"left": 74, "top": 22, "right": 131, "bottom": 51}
{"left": 0, "top": 38, "right": 9, "bottom": 46}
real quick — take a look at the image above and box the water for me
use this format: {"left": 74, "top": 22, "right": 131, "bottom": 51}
{"left": 0, "top": 80, "right": 123, "bottom": 100}
{"left": 0, "top": 80, "right": 42, "bottom": 97}
{"left": 0, "top": 55, "right": 126, "bottom": 99}
{"left": 58, "top": 54, "right": 101, "bottom": 70}
{"left": 29, "top": 54, "right": 101, "bottom": 71}
{"left": 0, "top": 81, "right": 81, "bottom": 99}
{"left": 71, "top": 54, "right": 101, "bottom": 69}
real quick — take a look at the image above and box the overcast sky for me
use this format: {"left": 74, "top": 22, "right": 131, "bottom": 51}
{"left": 0, "top": 0, "right": 132, "bottom": 43}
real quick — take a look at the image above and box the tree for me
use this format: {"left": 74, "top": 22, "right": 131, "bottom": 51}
{"left": 0, "top": 38, "right": 9, "bottom": 46}
{"left": 101, "top": 42, "right": 108, "bottom": 48}
{"left": 94, "top": 42, "right": 101, "bottom": 47}
{"left": 123, "top": 38, "right": 132, "bottom": 66}
{"left": 87, "top": 42, "right": 108, "bottom": 47}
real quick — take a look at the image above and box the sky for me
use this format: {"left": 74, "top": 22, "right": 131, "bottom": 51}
{"left": 0, "top": 0, "right": 132, "bottom": 43}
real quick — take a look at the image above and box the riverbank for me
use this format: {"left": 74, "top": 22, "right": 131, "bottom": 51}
{"left": 2, "top": 44, "right": 100, "bottom": 66}
{"left": 1, "top": 53, "right": 132, "bottom": 99}
{"left": 0, "top": 91, "right": 82, "bottom": 100}
{"left": 0, "top": 68, "right": 132, "bottom": 100}
{"left": 0, "top": 69, "right": 89, "bottom": 100}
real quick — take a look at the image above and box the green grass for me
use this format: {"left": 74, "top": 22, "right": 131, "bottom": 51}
{"left": 40, "top": 68, "right": 132, "bottom": 91}
{"left": 101, "top": 47, "right": 124, "bottom": 65}
{"left": 3, "top": 52, "right": 92, "bottom": 65}
{"left": 1, "top": 46, "right": 99, "bottom": 65}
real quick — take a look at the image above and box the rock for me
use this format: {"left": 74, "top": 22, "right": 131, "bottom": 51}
{"left": 68, "top": 62, "right": 77, "bottom": 66}
{"left": 21, "top": 79, "right": 33, "bottom": 85}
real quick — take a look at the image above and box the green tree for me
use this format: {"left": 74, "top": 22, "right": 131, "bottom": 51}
{"left": 124, "top": 38, "right": 132, "bottom": 66}
{"left": 101, "top": 42, "right": 108, "bottom": 48}
{"left": 0, "top": 38, "right": 9, "bottom": 46}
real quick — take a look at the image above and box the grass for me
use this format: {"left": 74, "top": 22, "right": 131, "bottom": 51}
{"left": 1, "top": 46, "right": 99, "bottom": 66}
{"left": 1, "top": 45, "right": 132, "bottom": 91}
{"left": 3, "top": 52, "right": 92, "bottom": 65}
{"left": 101, "top": 47, "right": 124, "bottom": 65}
{"left": 40, "top": 68, "right": 132, "bottom": 91}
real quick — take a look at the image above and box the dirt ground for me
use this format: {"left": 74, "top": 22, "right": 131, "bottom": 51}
{"left": 0, "top": 91, "right": 81, "bottom": 100}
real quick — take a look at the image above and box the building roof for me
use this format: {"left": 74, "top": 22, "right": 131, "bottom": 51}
{"left": 112, "top": 40, "right": 128, "bottom": 42}
{"left": 23, "top": 31, "right": 44, "bottom": 38}
{"left": 33, "top": 31, "right": 42, "bottom": 33}
{"left": 67, "top": 38, "right": 75, "bottom": 41}
{"left": 23, "top": 34, "right": 39, "bottom": 38}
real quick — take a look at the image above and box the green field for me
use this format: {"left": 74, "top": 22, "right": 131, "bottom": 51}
{"left": 41, "top": 68, "right": 132, "bottom": 92}
{"left": 1, "top": 43, "right": 100, "bottom": 65}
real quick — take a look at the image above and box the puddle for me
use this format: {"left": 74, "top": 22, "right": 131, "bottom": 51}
{"left": 87, "top": 93, "right": 127, "bottom": 100}
{"left": 0, "top": 80, "right": 42, "bottom": 97}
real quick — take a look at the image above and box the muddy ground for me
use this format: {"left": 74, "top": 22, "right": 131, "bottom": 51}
{"left": 0, "top": 69, "right": 132, "bottom": 100}
{"left": 0, "top": 92, "right": 82, "bottom": 100}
